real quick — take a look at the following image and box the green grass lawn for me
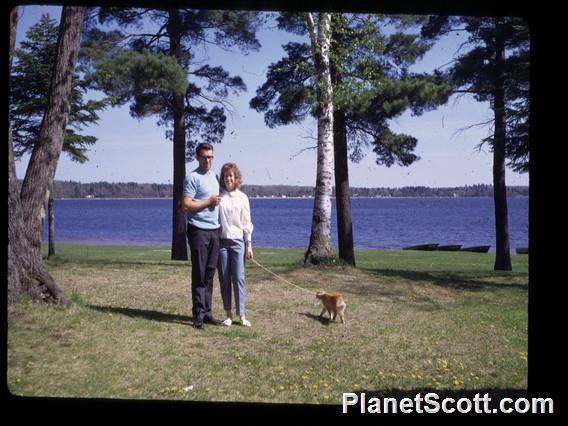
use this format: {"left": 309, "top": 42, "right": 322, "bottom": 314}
{"left": 7, "top": 244, "right": 528, "bottom": 405}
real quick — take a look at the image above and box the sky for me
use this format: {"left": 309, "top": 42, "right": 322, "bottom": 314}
{"left": 13, "top": 5, "right": 530, "bottom": 188}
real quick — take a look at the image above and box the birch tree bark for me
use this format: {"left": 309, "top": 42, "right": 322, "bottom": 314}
{"left": 304, "top": 12, "right": 335, "bottom": 265}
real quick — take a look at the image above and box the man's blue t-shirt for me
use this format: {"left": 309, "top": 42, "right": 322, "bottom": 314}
{"left": 184, "top": 168, "right": 220, "bottom": 230}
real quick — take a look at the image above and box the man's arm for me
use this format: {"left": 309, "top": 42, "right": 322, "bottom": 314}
{"left": 182, "top": 195, "right": 222, "bottom": 213}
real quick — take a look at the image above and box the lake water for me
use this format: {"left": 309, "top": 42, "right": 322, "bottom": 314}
{"left": 43, "top": 197, "right": 529, "bottom": 252}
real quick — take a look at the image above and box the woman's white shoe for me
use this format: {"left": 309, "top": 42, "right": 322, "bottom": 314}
{"left": 241, "top": 318, "right": 251, "bottom": 327}
{"left": 221, "top": 318, "right": 232, "bottom": 326}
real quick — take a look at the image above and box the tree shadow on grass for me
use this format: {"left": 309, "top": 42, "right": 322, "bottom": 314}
{"left": 46, "top": 255, "right": 190, "bottom": 269}
{"left": 357, "top": 268, "right": 528, "bottom": 294}
{"left": 86, "top": 304, "right": 192, "bottom": 325}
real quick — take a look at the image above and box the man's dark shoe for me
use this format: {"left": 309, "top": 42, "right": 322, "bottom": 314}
{"left": 193, "top": 322, "right": 204, "bottom": 329}
{"left": 203, "top": 317, "right": 221, "bottom": 325}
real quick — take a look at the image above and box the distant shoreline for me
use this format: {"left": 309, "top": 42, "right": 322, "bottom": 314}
{"left": 21, "top": 180, "right": 527, "bottom": 199}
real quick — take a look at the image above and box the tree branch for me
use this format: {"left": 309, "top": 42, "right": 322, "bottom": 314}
{"left": 290, "top": 145, "right": 317, "bottom": 159}
{"left": 452, "top": 118, "right": 494, "bottom": 141}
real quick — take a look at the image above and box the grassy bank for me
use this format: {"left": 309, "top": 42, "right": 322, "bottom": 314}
{"left": 7, "top": 244, "right": 528, "bottom": 405}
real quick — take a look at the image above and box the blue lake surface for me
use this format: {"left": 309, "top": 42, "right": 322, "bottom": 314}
{"left": 43, "top": 197, "right": 529, "bottom": 252}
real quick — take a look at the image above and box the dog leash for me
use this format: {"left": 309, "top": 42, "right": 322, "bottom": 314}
{"left": 250, "top": 258, "right": 314, "bottom": 295}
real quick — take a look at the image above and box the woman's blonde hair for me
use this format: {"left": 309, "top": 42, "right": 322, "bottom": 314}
{"left": 219, "top": 162, "right": 242, "bottom": 191}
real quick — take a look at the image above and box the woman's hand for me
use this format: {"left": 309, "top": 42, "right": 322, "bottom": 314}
{"left": 246, "top": 243, "right": 253, "bottom": 260}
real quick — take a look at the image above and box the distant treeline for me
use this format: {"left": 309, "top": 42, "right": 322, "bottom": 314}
{"left": 15, "top": 180, "right": 529, "bottom": 199}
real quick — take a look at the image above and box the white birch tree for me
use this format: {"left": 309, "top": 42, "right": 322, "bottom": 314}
{"left": 304, "top": 12, "right": 335, "bottom": 264}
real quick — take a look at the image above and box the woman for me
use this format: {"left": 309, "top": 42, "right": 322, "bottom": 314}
{"left": 217, "top": 163, "right": 254, "bottom": 327}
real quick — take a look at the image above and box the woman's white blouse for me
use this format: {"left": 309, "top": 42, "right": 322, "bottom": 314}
{"left": 219, "top": 189, "right": 254, "bottom": 242}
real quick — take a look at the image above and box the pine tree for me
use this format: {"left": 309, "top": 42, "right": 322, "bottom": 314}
{"left": 85, "top": 7, "right": 263, "bottom": 260}
{"left": 10, "top": 13, "right": 108, "bottom": 258}
{"left": 421, "top": 16, "right": 529, "bottom": 271}
{"left": 11, "top": 13, "right": 108, "bottom": 162}
{"left": 9, "top": 6, "right": 86, "bottom": 305}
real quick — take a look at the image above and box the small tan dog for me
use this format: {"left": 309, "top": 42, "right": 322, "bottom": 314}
{"left": 316, "top": 289, "right": 346, "bottom": 324}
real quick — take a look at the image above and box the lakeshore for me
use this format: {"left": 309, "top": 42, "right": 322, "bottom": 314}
{"left": 42, "top": 197, "right": 529, "bottom": 252}
{"left": 33, "top": 179, "right": 529, "bottom": 200}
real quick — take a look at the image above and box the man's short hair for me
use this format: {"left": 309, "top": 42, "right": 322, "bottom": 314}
{"left": 196, "top": 143, "right": 214, "bottom": 157}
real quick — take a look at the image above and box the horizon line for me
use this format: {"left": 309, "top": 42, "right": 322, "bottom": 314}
{"left": 35, "top": 179, "right": 529, "bottom": 190}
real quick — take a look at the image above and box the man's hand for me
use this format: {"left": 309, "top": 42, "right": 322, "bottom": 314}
{"left": 208, "top": 195, "right": 222, "bottom": 207}
{"left": 182, "top": 195, "right": 221, "bottom": 213}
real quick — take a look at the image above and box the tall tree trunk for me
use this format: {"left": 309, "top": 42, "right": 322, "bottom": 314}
{"left": 9, "top": 139, "right": 57, "bottom": 304}
{"left": 304, "top": 13, "right": 335, "bottom": 265}
{"left": 492, "top": 20, "right": 512, "bottom": 271}
{"left": 9, "top": 6, "right": 85, "bottom": 305}
{"left": 330, "top": 16, "right": 355, "bottom": 266}
{"left": 48, "top": 194, "right": 56, "bottom": 259}
{"left": 168, "top": 10, "right": 188, "bottom": 261}
{"left": 332, "top": 108, "right": 356, "bottom": 266}
{"left": 8, "top": 7, "right": 35, "bottom": 305}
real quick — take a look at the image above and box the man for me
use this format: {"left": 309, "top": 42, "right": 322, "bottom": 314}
{"left": 182, "top": 143, "right": 222, "bottom": 329}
